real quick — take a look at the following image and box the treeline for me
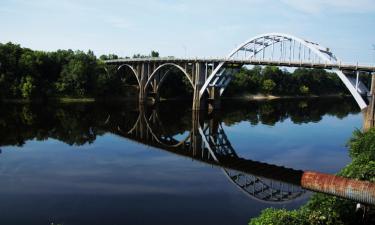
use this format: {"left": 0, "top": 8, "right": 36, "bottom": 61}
{"left": 0, "top": 42, "right": 159, "bottom": 100}
{"left": 0, "top": 42, "right": 359, "bottom": 100}
{"left": 224, "top": 66, "right": 350, "bottom": 96}
{"left": 0, "top": 42, "right": 102, "bottom": 99}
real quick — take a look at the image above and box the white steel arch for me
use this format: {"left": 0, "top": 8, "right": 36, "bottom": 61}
{"left": 200, "top": 33, "right": 368, "bottom": 109}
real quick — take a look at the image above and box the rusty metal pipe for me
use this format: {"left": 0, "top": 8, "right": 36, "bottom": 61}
{"left": 301, "top": 171, "right": 375, "bottom": 205}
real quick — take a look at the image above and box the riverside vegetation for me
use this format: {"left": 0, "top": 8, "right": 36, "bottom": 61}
{"left": 0, "top": 42, "right": 371, "bottom": 102}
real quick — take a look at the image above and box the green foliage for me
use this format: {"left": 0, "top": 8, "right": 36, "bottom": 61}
{"left": 340, "top": 129, "right": 375, "bottom": 182}
{"left": 262, "top": 79, "right": 276, "bottom": 94}
{"left": 151, "top": 50, "right": 159, "bottom": 57}
{"left": 249, "top": 208, "right": 306, "bottom": 225}
{"left": 99, "top": 54, "right": 119, "bottom": 60}
{"left": 347, "top": 129, "right": 375, "bottom": 161}
{"left": 223, "top": 66, "right": 347, "bottom": 97}
{"left": 250, "top": 206, "right": 351, "bottom": 225}
{"left": 55, "top": 50, "right": 99, "bottom": 97}
{"left": 0, "top": 42, "right": 131, "bottom": 100}
{"left": 133, "top": 50, "right": 160, "bottom": 59}
{"left": 299, "top": 85, "right": 309, "bottom": 95}
{"left": 20, "top": 76, "right": 35, "bottom": 99}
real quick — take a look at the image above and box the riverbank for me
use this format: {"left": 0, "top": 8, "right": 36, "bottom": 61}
{"left": 249, "top": 128, "right": 375, "bottom": 225}
{"left": 223, "top": 93, "right": 349, "bottom": 101}
{"left": 0, "top": 97, "right": 137, "bottom": 104}
{"left": 0, "top": 94, "right": 351, "bottom": 104}
{"left": 157, "top": 93, "right": 350, "bottom": 102}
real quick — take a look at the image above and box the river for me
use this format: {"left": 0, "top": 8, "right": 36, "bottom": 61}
{"left": 0, "top": 97, "right": 362, "bottom": 225}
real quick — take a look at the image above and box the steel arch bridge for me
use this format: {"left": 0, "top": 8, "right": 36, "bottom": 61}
{"left": 105, "top": 33, "right": 375, "bottom": 127}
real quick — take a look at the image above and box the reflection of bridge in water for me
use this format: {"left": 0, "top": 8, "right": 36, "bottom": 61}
{"left": 114, "top": 105, "right": 305, "bottom": 203}
{"left": 109, "top": 105, "right": 374, "bottom": 204}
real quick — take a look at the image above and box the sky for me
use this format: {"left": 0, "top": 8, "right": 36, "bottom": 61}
{"left": 0, "top": 0, "right": 374, "bottom": 63}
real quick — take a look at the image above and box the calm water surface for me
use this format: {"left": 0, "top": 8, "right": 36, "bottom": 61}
{"left": 0, "top": 97, "right": 362, "bottom": 225}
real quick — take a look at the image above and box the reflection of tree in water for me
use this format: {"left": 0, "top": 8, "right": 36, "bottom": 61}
{"left": 0, "top": 97, "right": 360, "bottom": 147}
{"left": 221, "top": 97, "right": 359, "bottom": 126}
{"left": 154, "top": 101, "right": 192, "bottom": 136}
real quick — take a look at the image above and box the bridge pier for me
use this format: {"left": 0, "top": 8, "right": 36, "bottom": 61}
{"left": 192, "top": 62, "right": 207, "bottom": 111}
{"left": 363, "top": 73, "right": 375, "bottom": 131}
{"left": 138, "top": 63, "right": 149, "bottom": 103}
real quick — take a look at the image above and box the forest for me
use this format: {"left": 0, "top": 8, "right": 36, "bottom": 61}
{"left": 0, "top": 42, "right": 362, "bottom": 101}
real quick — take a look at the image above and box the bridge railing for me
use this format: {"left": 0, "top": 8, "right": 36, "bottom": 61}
{"left": 104, "top": 57, "right": 375, "bottom": 72}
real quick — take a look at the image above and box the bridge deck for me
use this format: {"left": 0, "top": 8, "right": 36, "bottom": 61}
{"left": 104, "top": 58, "right": 375, "bottom": 72}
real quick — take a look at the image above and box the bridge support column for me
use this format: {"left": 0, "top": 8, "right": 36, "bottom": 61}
{"left": 139, "top": 63, "right": 149, "bottom": 103}
{"left": 363, "top": 73, "right": 375, "bottom": 131}
{"left": 192, "top": 62, "right": 207, "bottom": 111}
{"left": 208, "top": 86, "right": 221, "bottom": 112}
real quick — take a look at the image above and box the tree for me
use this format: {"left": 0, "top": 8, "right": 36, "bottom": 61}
{"left": 20, "top": 76, "right": 35, "bottom": 99}
{"left": 151, "top": 50, "right": 159, "bottom": 58}
{"left": 99, "top": 54, "right": 119, "bottom": 60}
{"left": 133, "top": 51, "right": 159, "bottom": 58}
{"left": 262, "top": 79, "right": 276, "bottom": 94}
{"left": 299, "top": 85, "right": 309, "bottom": 95}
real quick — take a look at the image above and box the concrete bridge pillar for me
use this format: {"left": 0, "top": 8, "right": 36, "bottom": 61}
{"left": 363, "top": 73, "right": 375, "bottom": 131}
{"left": 192, "top": 62, "right": 207, "bottom": 111}
{"left": 139, "top": 63, "right": 149, "bottom": 103}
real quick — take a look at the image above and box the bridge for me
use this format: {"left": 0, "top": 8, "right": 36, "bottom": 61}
{"left": 104, "top": 33, "right": 375, "bottom": 130}
{"left": 105, "top": 33, "right": 375, "bottom": 110}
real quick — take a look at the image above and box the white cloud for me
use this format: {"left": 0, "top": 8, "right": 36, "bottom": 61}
{"left": 281, "top": 0, "right": 375, "bottom": 14}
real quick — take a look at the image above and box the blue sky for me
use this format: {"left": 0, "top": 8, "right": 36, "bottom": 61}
{"left": 0, "top": 0, "right": 374, "bottom": 63}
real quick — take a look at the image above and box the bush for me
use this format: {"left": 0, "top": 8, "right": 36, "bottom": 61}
{"left": 249, "top": 208, "right": 307, "bottom": 225}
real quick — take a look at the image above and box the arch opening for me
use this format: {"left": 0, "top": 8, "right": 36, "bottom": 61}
{"left": 144, "top": 63, "right": 194, "bottom": 103}
{"left": 117, "top": 64, "right": 140, "bottom": 99}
